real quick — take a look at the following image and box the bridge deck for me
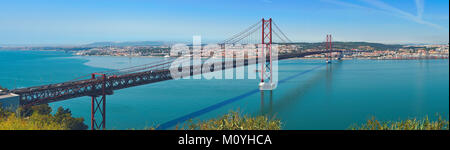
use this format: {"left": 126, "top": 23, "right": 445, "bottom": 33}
{"left": 10, "top": 50, "right": 342, "bottom": 106}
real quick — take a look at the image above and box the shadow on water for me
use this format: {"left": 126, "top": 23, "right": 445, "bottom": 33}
{"left": 156, "top": 62, "right": 328, "bottom": 130}
{"left": 259, "top": 90, "right": 273, "bottom": 115}
{"left": 325, "top": 63, "right": 333, "bottom": 95}
{"left": 258, "top": 61, "right": 343, "bottom": 117}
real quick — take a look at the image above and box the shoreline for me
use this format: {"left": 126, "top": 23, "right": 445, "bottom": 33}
{"left": 74, "top": 54, "right": 449, "bottom": 60}
{"left": 2, "top": 49, "right": 448, "bottom": 61}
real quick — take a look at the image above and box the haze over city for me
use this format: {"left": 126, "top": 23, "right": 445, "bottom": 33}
{"left": 0, "top": 0, "right": 448, "bottom": 46}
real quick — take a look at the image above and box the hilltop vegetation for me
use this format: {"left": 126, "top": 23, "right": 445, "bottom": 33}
{"left": 0, "top": 104, "right": 88, "bottom": 130}
{"left": 350, "top": 115, "right": 449, "bottom": 130}
{"left": 147, "top": 111, "right": 282, "bottom": 130}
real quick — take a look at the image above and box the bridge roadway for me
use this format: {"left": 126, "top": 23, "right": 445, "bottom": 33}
{"left": 11, "top": 50, "right": 344, "bottom": 106}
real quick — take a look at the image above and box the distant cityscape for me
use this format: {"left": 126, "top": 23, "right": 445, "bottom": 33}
{"left": 1, "top": 41, "right": 448, "bottom": 60}
{"left": 303, "top": 44, "right": 449, "bottom": 60}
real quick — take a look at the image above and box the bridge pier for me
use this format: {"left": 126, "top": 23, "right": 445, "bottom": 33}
{"left": 90, "top": 73, "right": 110, "bottom": 130}
{"left": 325, "top": 34, "right": 333, "bottom": 64}
{"left": 91, "top": 95, "right": 106, "bottom": 130}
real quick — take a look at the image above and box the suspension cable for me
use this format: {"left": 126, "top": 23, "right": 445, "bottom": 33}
{"left": 222, "top": 20, "right": 261, "bottom": 44}
{"left": 273, "top": 30, "right": 287, "bottom": 43}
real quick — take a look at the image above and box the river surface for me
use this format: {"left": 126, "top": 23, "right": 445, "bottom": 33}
{"left": 0, "top": 50, "right": 448, "bottom": 129}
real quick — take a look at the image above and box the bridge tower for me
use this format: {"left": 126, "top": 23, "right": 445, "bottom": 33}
{"left": 326, "top": 34, "right": 332, "bottom": 64}
{"left": 259, "top": 18, "right": 275, "bottom": 90}
{"left": 90, "top": 73, "right": 107, "bottom": 130}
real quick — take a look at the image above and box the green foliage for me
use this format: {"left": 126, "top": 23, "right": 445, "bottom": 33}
{"left": 350, "top": 115, "right": 449, "bottom": 130}
{"left": 0, "top": 113, "right": 67, "bottom": 130}
{"left": 0, "top": 108, "right": 13, "bottom": 118}
{"left": 54, "top": 107, "right": 88, "bottom": 130}
{"left": 0, "top": 104, "right": 88, "bottom": 130}
{"left": 170, "top": 111, "right": 282, "bottom": 130}
{"left": 32, "top": 104, "right": 52, "bottom": 115}
{"left": 16, "top": 104, "right": 52, "bottom": 117}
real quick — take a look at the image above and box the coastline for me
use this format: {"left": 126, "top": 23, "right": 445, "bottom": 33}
{"left": 75, "top": 54, "right": 449, "bottom": 61}
{"left": 70, "top": 55, "right": 170, "bottom": 70}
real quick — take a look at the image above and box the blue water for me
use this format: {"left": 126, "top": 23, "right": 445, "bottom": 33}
{"left": 0, "top": 50, "right": 448, "bottom": 129}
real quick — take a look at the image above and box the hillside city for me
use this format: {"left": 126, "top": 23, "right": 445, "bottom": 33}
{"left": 1, "top": 42, "right": 448, "bottom": 60}
{"left": 70, "top": 43, "right": 449, "bottom": 60}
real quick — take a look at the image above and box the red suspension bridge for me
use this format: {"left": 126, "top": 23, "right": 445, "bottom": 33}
{"left": 8, "top": 18, "right": 343, "bottom": 130}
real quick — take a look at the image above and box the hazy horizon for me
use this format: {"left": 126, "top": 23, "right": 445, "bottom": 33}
{"left": 1, "top": 40, "right": 448, "bottom": 47}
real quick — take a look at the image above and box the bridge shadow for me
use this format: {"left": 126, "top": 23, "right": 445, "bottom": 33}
{"left": 258, "top": 61, "right": 343, "bottom": 117}
{"left": 155, "top": 62, "right": 328, "bottom": 130}
{"left": 259, "top": 90, "right": 273, "bottom": 116}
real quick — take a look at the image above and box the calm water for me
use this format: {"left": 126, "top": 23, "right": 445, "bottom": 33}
{"left": 0, "top": 50, "right": 448, "bottom": 129}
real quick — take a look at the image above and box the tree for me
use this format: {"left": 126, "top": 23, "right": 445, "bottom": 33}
{"left": 17, "top": 104, "right": 52, "bottom": 117}
{"left": 14, "top": 104, "right": 88, "bottom": 130}
{"left": 32, "top": 104, "right": 52, "bottom": 115}
{"left": 54, "top": 107, "right": 88, "bottom": 130}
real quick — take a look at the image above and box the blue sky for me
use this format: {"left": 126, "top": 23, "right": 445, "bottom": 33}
{"left": 0, "top": 0, "right": 448, "bottom": 45}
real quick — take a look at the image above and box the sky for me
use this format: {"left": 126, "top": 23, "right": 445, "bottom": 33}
{"left": 0, "top": 0, "right": 448, "bottom": 46}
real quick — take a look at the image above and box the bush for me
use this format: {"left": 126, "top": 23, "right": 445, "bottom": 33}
{"left": 170, "top": 111, "right": 281, "bottom": 130}
{"left": 54, "top": 107, "right": 88, "bottom": 130}
{"left": 350, "top": 115, "right": 449, "bottom": 130}
{"left": 0, "top": 113, "right": 67, "bottom": 130}
{"left": 0, "top": 104, "right": 88, "bottom": 130}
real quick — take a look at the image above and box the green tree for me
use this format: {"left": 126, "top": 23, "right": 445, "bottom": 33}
{"left": 32, "top": 104, "right": 52, "bottom": 115}
{"left": 16, "top": 104, "right": 52, "bottom": 117}
{"left": 7, "top": 104, "right": 88, "bottom": 130}
{"left": 54, "top": 107, "right": 88, "bottom": 130}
